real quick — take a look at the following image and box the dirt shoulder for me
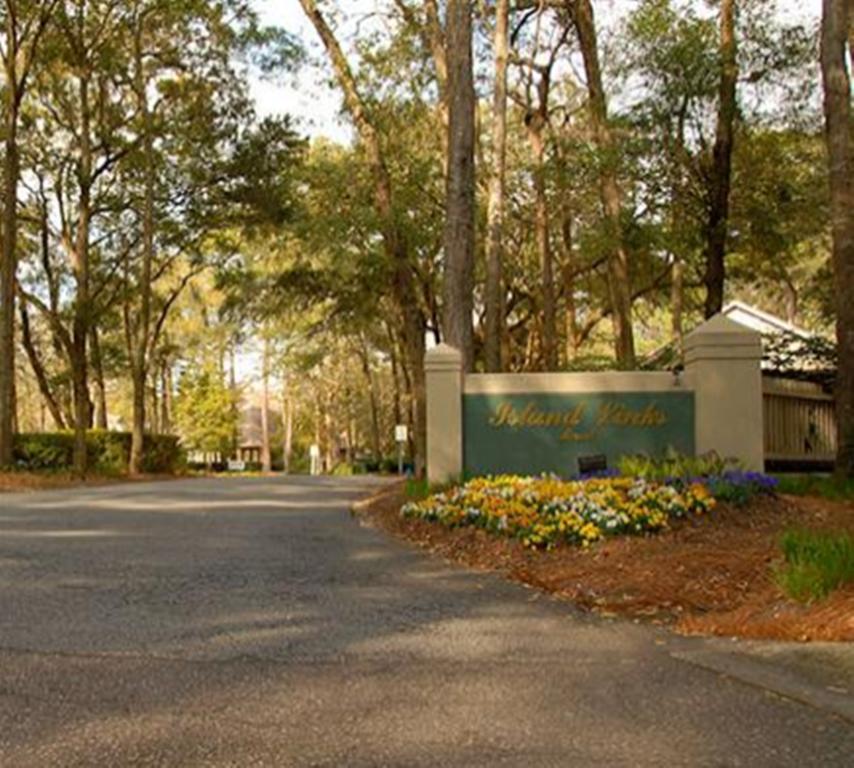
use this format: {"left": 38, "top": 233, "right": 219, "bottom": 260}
{"left": 354, "top": 483, "right": 853, "bottom": 642}
{"left": 0, "top": 471, "right": 184, "bottom": 494}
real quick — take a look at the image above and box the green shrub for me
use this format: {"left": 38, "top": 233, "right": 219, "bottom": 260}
{"left": 12, "top": 432, "right": 76, "bottom": 470}
{"left": 141, "top": 434, "right": 185, "bottom": 474}
{"left": 774, "top": 529, "right": 854, "bottom": 602}
{"left": 617, "top": 450, "right": 736, "bottom": 482}
{"left": 11, "top": 431, "right": 184, "bottom": 475}
{"left": 616, "top": 451, "right": 778, "bottom": 505}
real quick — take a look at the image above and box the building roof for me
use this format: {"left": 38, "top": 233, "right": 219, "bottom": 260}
{"left": 643, "top": 302, "right": 836, "bottom": 386}
{"left": 721, "top": 301, "right": 812, "bottom": 339}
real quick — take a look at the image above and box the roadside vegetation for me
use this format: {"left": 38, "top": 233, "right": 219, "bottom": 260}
{"left": 775, "top": 474, "right": 854, "bottom": 502}
{"left": 401, "top": 455, "right": 776, "bottom": 549}
{"left": 774, "top": 529, "right": 854, "bottom": 602}
{"left": 357, "top": 455, "right": 854, "bottom": 642}
{"left": 0, "top": 1, "right": 851, "bottom": 484}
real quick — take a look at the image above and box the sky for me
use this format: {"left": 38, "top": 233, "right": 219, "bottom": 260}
{"left": 248, "top": 0, "right": 823, "bottom": 144}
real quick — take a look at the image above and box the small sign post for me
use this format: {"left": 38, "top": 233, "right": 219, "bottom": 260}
{"left": 394, "top": 424, "right": 408, "bottom": 475}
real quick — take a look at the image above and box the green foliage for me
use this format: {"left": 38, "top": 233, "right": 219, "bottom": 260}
{"left": 12, "top": 433, "right": 76, "bottom": 470}
{"left": 774, "top": 474, "right": 854, "bottom": 502}
{"left": 141, "top": 435, "right": 186, "bottom": 474}
{"left": 774, "top": 529, "right": 854, "bottom": 602}
{"left": 11, "top": 432, "right": 184, "bottom": 475}
{"left": 617, "top": 451, "right": 736, "bottom": 482}
{"left": 173, "top": 365, "right": 238, "bottom": 458}
{"left": 617, "top": 451, "right": 778, "bottom": 505}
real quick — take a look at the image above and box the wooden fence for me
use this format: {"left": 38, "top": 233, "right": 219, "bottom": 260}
{"left": 763, "top": 377, "right": 836, "bottom": 465}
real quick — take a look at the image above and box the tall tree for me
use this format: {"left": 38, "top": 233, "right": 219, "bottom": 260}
{"left": 568, "top": 0, "right": 636, "bottom": 367}
{"left": 298, "top": 0, "right": 427, "bottom": 476}
{"left": 442, "top": 0, "right": 475, "bottom": 370}
{"left": 484, "top": 0, "right": 509, "bottom": 372}
{"left": 128, "top": 1, "right": 156, "bottom": 474}
{"left": 703, "top": 0, "right": 738, "bottom": 317}
{"left": 0, "top": 0, "right": 57, "bottom": 465}
{"left": 517, "top": 8, "right": 566, "bottom": 370}
{"left": 820, "top": 0, "right": 853, "bottom": 477}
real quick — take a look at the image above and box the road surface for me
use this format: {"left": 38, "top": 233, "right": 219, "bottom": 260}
{"left": 0, "top": 476, "right": 851, "bottom": 766}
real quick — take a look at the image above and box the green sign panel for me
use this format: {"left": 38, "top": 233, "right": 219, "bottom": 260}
{"left": 463, "top": 391, "right": 695, "bottom": 477}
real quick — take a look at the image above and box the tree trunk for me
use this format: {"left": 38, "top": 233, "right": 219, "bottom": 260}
{"left": 71, "top": 73, "right": 93, "bottom": 476}
{"left": 229, "top": 340, "right": 239, "bottom": 458}
{"left": 560, "top": 201, "right": 578, "bottom": 363}
{"left": 323, "top": 404, "right": 333, "bottom": 473}
{"left": 19, "top": 300, "right": 65, "bottom": 429}
{"left": 160, "top": 357, "right": 172, "bottom": 433}
{"left": 282, "top": 385, "right": 293, "bottom": 475}
{"left": 571, "top": 0, "right": 635, "bottom": 367}
{"left": 484, "top": 0, "right": 509, "bottom": 372}
{"left": 260, "top": 337, "right": 272, "bottom": 473}
{"left": 148, "top": 368, "right": 159, "bottom": 435}
{"left": 442, "top": 0, "right": 476, "bottom": 371}
{"left": 529, "top": 123, "right": 557, "bottom": 370}
{"left": 389, "top": 334, "right": 403, "bottom": 443}
{"left": 130, "top": 18, "right": 155, "bottom": 475}
{"left": 821, "top": 0, "right": 854, "bottom": 477}
{"left": 300, "top": 0, "right": 427, "bottom": 475}
{"left": 671, "top": 257, "right": 684, "bottom": 352}
{"left": 703, "top": 0, "right": 737, "bottom": 318}
{"left": 0, "top": 23, "right": 20, "bottom": 466}
{"left": 359, "top": 339, "right": 382, "bottom": 461}
{"left": 90, "top": 327, "right": 108, "bottom": 429}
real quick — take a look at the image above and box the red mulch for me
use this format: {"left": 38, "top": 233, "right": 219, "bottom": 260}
{"left": 354, "top": 484, "right": 854, "bottom": 642}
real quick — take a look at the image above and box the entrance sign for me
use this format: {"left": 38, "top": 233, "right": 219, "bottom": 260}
{"left": 227, "top": 459, "right": 246, "bottom": 472}
{"left": 463, "top": 392, "right": 694, "bottom": 477}
{"left": 424, "top": 314, "right": 765, "bottom": 484}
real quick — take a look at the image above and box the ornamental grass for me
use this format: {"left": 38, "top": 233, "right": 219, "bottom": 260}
{"left": 401, "top": 475, "right": 717, "bottom": 549}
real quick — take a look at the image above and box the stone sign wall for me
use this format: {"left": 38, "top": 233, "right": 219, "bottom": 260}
{"left": 425, "top": 314, "right": 764, "bottom": 483}
{"left": 463, "top": 391, "right": 694, "bottom": 477}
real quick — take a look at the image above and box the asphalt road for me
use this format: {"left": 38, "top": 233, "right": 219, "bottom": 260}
{"left": 0, "top": 476, "right": 851, "bottom": 767}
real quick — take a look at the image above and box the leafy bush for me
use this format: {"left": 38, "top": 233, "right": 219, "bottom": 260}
{"left": 617, "top": 451, "right": 777, "bottom": 505}
{"left": 774, "top": 529, "right": 854, "bottom": 602}
{"left": 142, "top": 434, "right": 185, "bottom": 474}
{"left": 618, "top": 451, "right": 736, "bottom": 482}
{"left": 12, "top": 432, "right": 75, "bottom": 470}
{"left": 402, "top": 475, "right": 716, "bottom": 549}
{"left": 11, "top": 432, "right": 184, "bottom": 475}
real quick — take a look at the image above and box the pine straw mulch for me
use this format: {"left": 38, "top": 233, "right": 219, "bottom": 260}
{"left": 354, "top": 483, "right": 854, "bottom": 643}
{"left": 0, "top": 471, "right": 182, "bottom": 493}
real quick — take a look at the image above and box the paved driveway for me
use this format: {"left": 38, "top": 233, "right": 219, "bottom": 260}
{"left": 0, "top": 476, "right": 851, "bottom": 766}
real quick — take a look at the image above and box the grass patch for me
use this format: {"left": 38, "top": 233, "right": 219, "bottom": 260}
{"left": 774, "top": 528, "right": 854, "bottom": 602}
{"left": 404, "top": 476, "right": 460, "bottom": 501}
{"left": 774, "top": 474, "right": 854, "bottom": 502}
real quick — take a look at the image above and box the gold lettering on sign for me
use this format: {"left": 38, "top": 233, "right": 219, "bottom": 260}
{"left": 488, "top": 399, "right": 667, "bottom": 441}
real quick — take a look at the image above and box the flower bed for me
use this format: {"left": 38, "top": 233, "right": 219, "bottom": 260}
{"left": 402, "top": 475, "right": 718, "bottom": 548}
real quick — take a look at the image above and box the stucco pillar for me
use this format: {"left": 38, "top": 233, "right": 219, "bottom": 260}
{"left": 425, "top": 343, "right": 463, "bottom": 485}
{"left": 684, "top": 313, "right": 764, "bottom": 470}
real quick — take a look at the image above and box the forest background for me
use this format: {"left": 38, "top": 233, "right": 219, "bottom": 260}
{"left": 0, "top": 0, "right": 850, "bottom": 477}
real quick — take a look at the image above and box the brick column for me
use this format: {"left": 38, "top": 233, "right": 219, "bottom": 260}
{"left": 684, "top": 314, "right": 764, "bottom": 470}
{"left": 425, "top": 344, "right": 463, "bottom": 485}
